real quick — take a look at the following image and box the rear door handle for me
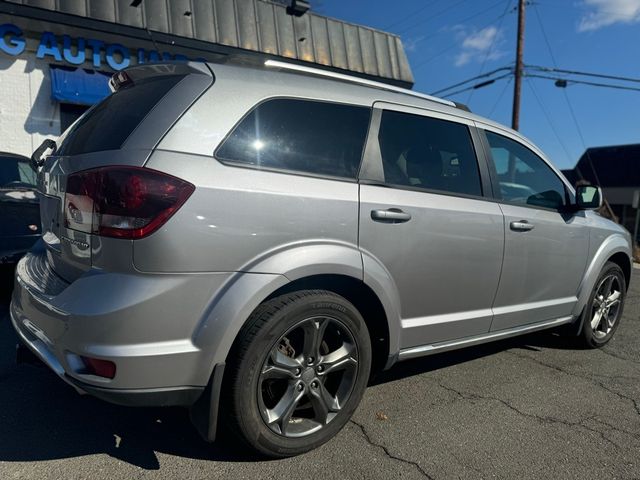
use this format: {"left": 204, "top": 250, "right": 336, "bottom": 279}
{"left": 371, "top": 208, "right": 412, "bottom": 224}
{"left": 510, "top": 220, "right": 534, "bottom": 231}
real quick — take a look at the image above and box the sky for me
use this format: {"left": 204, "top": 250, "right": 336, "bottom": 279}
{"left": 316, "top": 0, "right": 640, "bottom": 170}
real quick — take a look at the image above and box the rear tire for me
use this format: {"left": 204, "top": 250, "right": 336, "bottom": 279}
{"left": 577, "top": 262, "right": 626, "bottom": 349}
{"left": 224, "top": 290, "right": 371, "bottom": 457}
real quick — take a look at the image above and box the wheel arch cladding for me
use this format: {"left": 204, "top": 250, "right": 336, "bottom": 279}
{"left": 574, "top": 234, "right": 632, "bottom": 317}
{"left": 608, "top": 251, "right": 631, "bottom": 291}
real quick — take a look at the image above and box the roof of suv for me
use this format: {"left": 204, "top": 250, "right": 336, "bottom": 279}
{"left": 205, "top": 59, "right": 527, "bottom": 146}
{"left": 158, "top": 60, "right": 559, "bottom": 179}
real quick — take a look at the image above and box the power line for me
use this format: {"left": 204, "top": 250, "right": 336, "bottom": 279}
{"left": 527, "top": 65, "right": 640, "bottom": 84}
{"left": 430, "top": 65, "right": 513, "bottom": 96}
{"left": 525, "top": 79, "right": 573, "bottom": 165}
{"left": 535, "top": 0, "right": 640, "bottom": 19}
{"left": 526, "top": 74, "right": 640, "bottom": 92}
{"left": 467, "top": 0, "right": 514, "bottom": 104}
{"left": 531, "top": 5, "right": 617, "bottom": 220}
{"left": 441, "top": 72, "right": 512, "bottom": 98}
{"left": 532, "top": 5, "right": 558, "bottom": 64}
{"left": 383, "top": 0, "right": 441, "bottom": 31}
{"left": 488, "top": 76, "right": 513, "bottom": 117}
{"left": 399, "top": 0, "right": 508, "bottom": 52}
{"left": 413, "top": 9, "right": 513, "bottom": 71}
{"left": 398, "top": 0, "right": 472, "bottom": 35}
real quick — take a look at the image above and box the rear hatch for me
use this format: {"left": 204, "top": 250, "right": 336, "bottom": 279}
{"left": 35, "top": 62, "right": 213, "bottom": 282}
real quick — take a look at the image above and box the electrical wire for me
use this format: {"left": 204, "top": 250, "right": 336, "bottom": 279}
{"left": 526, "top": 74, "right": 640, "bottom": 92}
{"left": 399, "top": 0, "right": 508, "bottom": 46}
{"left": 531, "top": 5, "right": 612, "bottom": 218}
{"left": 413, "top": 8, "right": 513, "bottom": 71}
{"left": 384, "top": 0, "right": 442, "bottom": 30}
{"left": 535, "top": 0, "right": 640, "bottom": 19}
{"left": 398, "top": 0, "right": 472, "bottom": 35}
{"left": 488, "top": 76, "right": 513, "bottom": 117}
{"left": 527, "top": 65, "right": 640, "bottom": 84}
{"left": 430, "top": 65, "right": 513, "bottom": 96}
{"left": 441, "top": 72, "right": 512, "bottom": 98}
{"left": 467, "top": 0, "right": 513, "bottom": 104}
{"left": 525, "top": 78, "right": 573, "bottom": 165}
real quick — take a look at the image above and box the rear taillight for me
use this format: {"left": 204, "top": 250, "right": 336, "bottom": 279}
{"left": 64, "top": 166, "right": 194, "bottom": 239}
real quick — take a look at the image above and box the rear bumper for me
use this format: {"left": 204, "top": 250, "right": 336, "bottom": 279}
{"left": 65, "top": 375, "right": 204, "bottom": 407}
{"left": 10, "top": 251, "right": 232, "bottom": 406}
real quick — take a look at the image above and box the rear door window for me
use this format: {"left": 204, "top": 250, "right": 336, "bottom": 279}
{"left": 215, "top": 98, "right": 371, "bottom": 179}
{"left": 377, "top": 110, "right": 483, "bottom": 197}
{"left": 57, "top": 75, "right": 184, "bottom": 156}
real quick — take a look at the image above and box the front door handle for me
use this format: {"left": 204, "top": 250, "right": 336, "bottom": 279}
{"left": 510, "top": 220, "right": 534, "bottom": 231}
{"left": 371, "top": 208, "right": 412, "bottom": 224}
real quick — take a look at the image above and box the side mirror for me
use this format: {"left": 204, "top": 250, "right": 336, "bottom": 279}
{"left": 576, "top": 184, "right": 603, "bottom": 210}
{"left": 30, "top": 138, "right": 57, "bottom": 172}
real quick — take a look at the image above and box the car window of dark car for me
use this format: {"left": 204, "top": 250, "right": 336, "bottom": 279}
{"left": 0, "top": 156, "right": 36, "bottom": 189}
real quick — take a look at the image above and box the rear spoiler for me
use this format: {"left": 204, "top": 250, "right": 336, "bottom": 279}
{"left": 109, "top": 62, "right": 213, "bottom": 92}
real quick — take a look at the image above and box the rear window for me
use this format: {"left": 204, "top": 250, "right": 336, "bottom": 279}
{"left": 57, "top": 75, "right": 184, "bottom": 156}
{"left": 215, "top": 98, "right": 371, "bottom": 179}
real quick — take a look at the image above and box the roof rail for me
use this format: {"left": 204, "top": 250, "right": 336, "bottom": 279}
{"left": 264, "top": 60, "right": 455, "bottom": 108}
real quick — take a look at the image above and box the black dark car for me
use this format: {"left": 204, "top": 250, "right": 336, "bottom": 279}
{"left": 0, "top": 152, "right": 40, "bottom": 265}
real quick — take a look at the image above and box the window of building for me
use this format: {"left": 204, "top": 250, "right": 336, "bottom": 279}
{"left": 216, "top": 98, "right": 371, "bottom": 179}
{"left": 485, "top": 131, "right": 567, "bottom": 209}
{"left": 377, "top": 110, "right": 482, "bottom": 197}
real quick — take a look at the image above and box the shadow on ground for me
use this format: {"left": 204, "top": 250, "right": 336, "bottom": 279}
{"left": 0, "top": 266, "right": 588, "bottom": 470}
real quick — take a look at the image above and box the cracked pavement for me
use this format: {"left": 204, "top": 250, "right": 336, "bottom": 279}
{"left": 0, "top": 267, "right": 638, "bottom": 479}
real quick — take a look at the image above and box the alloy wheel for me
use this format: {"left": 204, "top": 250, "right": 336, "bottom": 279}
{"left": 590, "top": 274, "right": 622, "bottom": 339}
{"left": 257, "top": 316, "right": 359, "bottom": 438}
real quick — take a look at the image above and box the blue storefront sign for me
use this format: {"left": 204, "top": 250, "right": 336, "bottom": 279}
{"left": 0, "top": 23, "right": 191, "bottom": 70}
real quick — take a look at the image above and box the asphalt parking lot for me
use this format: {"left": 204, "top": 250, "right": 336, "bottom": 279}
{"left": 0, "top": 267, "right": 639, "bottom": 479}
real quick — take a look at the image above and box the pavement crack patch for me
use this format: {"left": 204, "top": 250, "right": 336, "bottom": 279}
{"left": 507, "top": 350, "right": 640, "bottom": 418}
{"left": 350, "top": 419, "right": 435, "bottom": 479}
{"left": 599, "top": 348, "right": 640, "bottom": 366}
{"left": 437, "top": 383, "right": 623, "bottom": 450}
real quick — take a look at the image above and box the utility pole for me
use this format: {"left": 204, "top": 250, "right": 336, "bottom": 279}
{"left": 511, "top": 0, "right": 526, "bottom": 130}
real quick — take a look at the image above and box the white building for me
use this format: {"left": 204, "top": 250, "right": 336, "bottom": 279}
{"left": 0, "top": 0, "right": 413, "bottom": 158}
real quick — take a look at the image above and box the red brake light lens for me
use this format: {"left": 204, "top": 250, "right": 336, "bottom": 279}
{"left": 64, "top": 166, "right": 194, "bottom": 239}
{"left": 80, "top": 356, "right": 116, "bottom": 379}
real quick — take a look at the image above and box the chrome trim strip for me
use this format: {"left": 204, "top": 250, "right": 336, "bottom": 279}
{"left": 492, "top": 297, "right": 576, "bottom": 316}
{"left": 402, "top": 308, "right": 493, "bottom": 329}
{"left": 264, "top": 60, "right": 456, "bottom": 108}
{"left": 398, "top": 316, "right": 574, "bottom": 360}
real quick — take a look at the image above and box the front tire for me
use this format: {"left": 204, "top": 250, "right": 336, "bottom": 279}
{"left": 224, "top": 290, "right": 371, "bottom": 457}
{"left": 578, "top": 262, "right": 626, "bottom": 348}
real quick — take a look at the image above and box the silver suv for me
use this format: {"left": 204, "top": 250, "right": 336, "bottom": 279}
{"left": 11, "top": 60, "right": 632, "bottom": 457}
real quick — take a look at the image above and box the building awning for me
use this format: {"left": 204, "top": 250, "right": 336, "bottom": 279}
{"left": 50, "top": 66, "right": 111, "bottom": 105}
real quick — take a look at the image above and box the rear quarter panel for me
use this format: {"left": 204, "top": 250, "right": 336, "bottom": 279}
{"left": 137, "top": 150, "right": 360, "bottom": 274}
